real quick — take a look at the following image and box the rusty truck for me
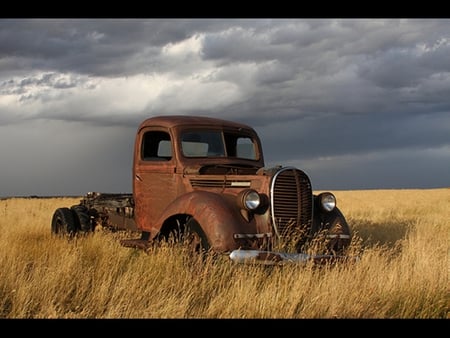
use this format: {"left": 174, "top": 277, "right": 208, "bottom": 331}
{"left": 51, "top": 115, "right": 353, "bottom": 265}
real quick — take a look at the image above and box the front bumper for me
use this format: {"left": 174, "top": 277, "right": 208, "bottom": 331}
{"left": 229, "top": 249, "right": 358, "bottom": 266}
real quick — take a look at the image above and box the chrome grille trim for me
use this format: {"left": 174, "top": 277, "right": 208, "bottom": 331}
{"left": 233, "top": 233, "right": 272, "bottom": 239}
{"left": 270, "top": 167, "right": 313, "bottom": 238}
{"left": 190, "top": 179, "right": 251, "bottom": 188}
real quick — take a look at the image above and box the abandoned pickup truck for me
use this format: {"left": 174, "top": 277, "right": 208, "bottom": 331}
{"left": 51, "top": 115, "right": 352, "bottom": 265}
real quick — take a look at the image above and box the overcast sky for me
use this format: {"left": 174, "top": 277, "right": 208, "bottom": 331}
{"left": 1, "top": 18, "right": 449, "bottom": 197}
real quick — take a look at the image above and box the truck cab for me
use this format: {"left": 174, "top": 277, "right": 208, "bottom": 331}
{"left": 132, "top": 116, "right": 351, "bottom": 258}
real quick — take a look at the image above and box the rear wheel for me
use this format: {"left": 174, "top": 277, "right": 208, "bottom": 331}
{"left": 71, "top": 205, "right": 93, "bottom": 233}
{"left": 51, "top": 207, "right": 78, "bottom": 236}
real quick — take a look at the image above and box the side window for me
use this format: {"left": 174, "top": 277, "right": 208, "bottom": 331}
{"left": 224, "top": 132, "right": 258, "bottom": 160}
{"left": 236, "top": 137, "right": 256, "bottom": 160}
{"left": 141, "top": 131, "right": 172, "bottom": 161}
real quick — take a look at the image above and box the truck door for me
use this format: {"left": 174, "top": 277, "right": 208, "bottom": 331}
{"left": 133, "top": 128, "right": 177, "bottom": 233}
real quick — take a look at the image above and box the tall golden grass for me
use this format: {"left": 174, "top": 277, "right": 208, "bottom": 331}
{"left": 0, "top": 189, "right": 448, "bottom": 318}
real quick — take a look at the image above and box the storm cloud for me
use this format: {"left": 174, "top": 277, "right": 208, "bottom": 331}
{"left": 0, "top": 18, "right": 449, "bottom": 196}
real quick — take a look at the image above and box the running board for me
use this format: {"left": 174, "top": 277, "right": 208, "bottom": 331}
{"left": 120, "top": 238, "right": 151, "bottom": 250}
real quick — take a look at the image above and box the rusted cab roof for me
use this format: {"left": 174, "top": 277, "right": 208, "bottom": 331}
{"left": 138, "top": 115, "right": 254, "bottom": 131}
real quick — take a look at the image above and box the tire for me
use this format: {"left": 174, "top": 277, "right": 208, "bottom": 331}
{"left": 325, "top": 213, "right": 352, "bottom": 255}
{"left": 51, "top": 207, "right": 79, "bottom": 236}
{"left": 185, "top": 218, "right": 210, "bottom": 254}
{"left": 71, "top": 205, "right": 93, "bottom": 233}
{"left": 307, "top": 207, "right": 352, "bottom": 255}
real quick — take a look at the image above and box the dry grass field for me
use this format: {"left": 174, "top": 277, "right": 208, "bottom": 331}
{"left": 0, "top": 189, "right": 448, "bottom": 318}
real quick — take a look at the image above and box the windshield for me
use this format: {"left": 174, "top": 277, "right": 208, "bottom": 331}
{"left": 181, "top": 130, "right": 258, "bottom": 160}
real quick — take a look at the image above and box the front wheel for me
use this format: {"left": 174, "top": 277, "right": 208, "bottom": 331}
{"left": 309, "top": 207, "right": 352, "bottom": 255}
{"left": 323, "top": 215, "right": 352, "bottom": 255}
{"left": 184, "top": 218, "right": 211, "bottom": 254}
{"left": 51, "top": 207, "right": 78, "bottom": 236}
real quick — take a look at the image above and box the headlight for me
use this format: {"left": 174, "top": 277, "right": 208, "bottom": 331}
{"left": 319, "top": 192, "right": 336, "bottom": 212}
{"left": 237, "top": 189, "right": 261, "bottom": 211}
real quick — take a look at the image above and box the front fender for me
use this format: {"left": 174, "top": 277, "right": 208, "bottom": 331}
{"left": 155, "top": 191, "right": 256, "bottom": 252}
{"left": 312, "top": 203, "right": 350, "bottom": 233}
{"left": 312, "top": 197, "right": 352, "bottom": 254}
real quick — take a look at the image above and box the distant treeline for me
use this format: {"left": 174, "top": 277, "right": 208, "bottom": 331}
{"left": 0, "top": 195, "right": 83, "bottom": 201}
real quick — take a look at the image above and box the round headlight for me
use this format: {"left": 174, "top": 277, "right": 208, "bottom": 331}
{"left": 319, "top": 192, "right": 336, "bottom": 212}
{"left": 237, "top": 189, "right": 261, "bottom": 211}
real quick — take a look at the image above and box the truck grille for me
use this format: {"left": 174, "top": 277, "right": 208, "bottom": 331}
{"left": 270, "top": 167, "right": 313, "bottom": 238}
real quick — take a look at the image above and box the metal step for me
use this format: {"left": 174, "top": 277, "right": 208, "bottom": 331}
{"left": 120, "top": 238, "right": 151, "bottom": 250}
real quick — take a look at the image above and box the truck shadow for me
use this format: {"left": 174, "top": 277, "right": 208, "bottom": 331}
{"left": 349, "top": 217, "right": 412, "bottom": 250}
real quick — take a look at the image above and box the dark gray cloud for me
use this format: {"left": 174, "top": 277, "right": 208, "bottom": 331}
{"left": 0, "top": 19, "right": 236, "bottom": 77}
{"left": 0, "top": 18, "right": 449, "bottom": 196}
